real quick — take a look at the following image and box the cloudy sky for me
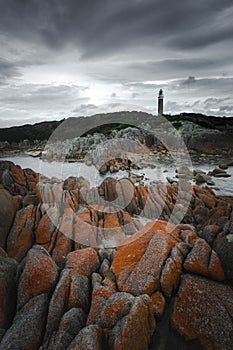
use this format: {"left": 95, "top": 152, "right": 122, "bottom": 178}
{"left": 0, "top": 0, "right": 233, "bottom": 127}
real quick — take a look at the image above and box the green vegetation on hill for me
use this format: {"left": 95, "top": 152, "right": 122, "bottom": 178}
{"left": 1, "top": 112, "right": 233, "bottom": 144}
{"left": 82, "top": 123, "right": 136, "bottom": 136}
{"left": 169, "top": 113, "right": 233, "bottom": 130}
{"left": 0, "top": 120, "right": 63, "bottom": 143}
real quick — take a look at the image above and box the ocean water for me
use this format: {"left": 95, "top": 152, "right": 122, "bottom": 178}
{"left": 0, "top": 154, "right": 232, "bottom": 196}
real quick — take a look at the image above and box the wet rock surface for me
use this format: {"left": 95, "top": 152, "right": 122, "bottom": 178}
{"left": 0, "top": 160, "right": 232, "bottom": 350}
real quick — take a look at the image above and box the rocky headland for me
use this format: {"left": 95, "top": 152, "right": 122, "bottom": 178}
{"left": 0, "top": 159, "right": 233, "bottom": 350}
{"left": 1, "top": 112, "right": 233, "bottom": 159}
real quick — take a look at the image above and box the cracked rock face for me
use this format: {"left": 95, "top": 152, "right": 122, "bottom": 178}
{"left": 0, "top": 160, "right": 233, "bottom": 350}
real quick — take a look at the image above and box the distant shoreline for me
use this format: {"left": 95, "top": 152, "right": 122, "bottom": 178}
{"left": 1, "top": 111, "right": 233, "bottom": 157}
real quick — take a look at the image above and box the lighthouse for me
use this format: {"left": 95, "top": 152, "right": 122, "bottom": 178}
{"left": 158, "top": 89, "right": 164, "bottom": 116}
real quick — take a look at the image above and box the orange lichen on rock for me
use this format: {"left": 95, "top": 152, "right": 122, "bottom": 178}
{"left": 111, "top": 220, "right": 179, "bottom": 295}
{"left": 179, "top": 229, "right": 198, "bottom": 245}
{"left": 184, "top": 238, "right": 225, "bottom": 281}
{"left": 150, "top": 291, "right": 166, "bottom": 319}
{"left": 7, "top": 204, "right": 36, "bottom": 262}
{"left": 101, "top": 212, "right": 125, "bottom": 246}
{"left": 160, "top": 243, "right": 188, "bottom": 298}
{"left": 184, "top": 238, "right": 211, "bottom": 276}
{"left": 35, "top": 211, "right": 57, "bottom": 250}
{"left": 208, "top": 250, "right": 225, "bottom": 281}
{"left": 207, "top": 206, "right": 230, "bottom": 225}
{"left": 17, "top": 245, "right": 58, "bottom": 309}
{"left": 172, "top": 274, "right": 233, "bottom": 350}
{"left": 109, "top": 294, "right": 156, "bottom": 350}
{"left": 66, "top": 248, "right": 99, "bottom": 277}
{"left": 74, "top": 210, "right": 98, "bottom": 248}
{"left": 87, "top": 282, "right": 115, "bottom": 326}
{"left": 51, "top": 208, "right": 74, "bottom": 267}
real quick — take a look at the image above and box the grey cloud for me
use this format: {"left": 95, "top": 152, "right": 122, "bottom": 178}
{"left": 171, "top": 5, "right": 233, "bottom": 50}
{"left": 0, "top": 83, "right": 90, "bottom": 128}
{"left": 0, "top": 84, "right": 88, "bottom": 107}
{"left": 80, "top": 0, "right": 233, "bottom": 57}
{"left": 124, "top": 82, "right": 161, "bottom": 89}
{"left": 0, "top": 58, "right": 21, "bottom": 83}
{"left": 150, "top": 76, "right": 233, "bottom": 99}
{"left": 204, "top": 97, "right": 231, "bottom": 104}
{"left": 72, "top": 104, "right": 97, "bottom": 114}
{"left": 166, "top": 96, "right": 233, "bottom": 116}
{"left": 0, "top": 0, "right": 113, "bottom": 53}
{"left": 202, "top": 97, "right": 233, "bottom": 115}
{"left": 0, "top": 0, "right": 232, "bottom": 57}
{"left": 182, "top": 76, "right": 196, "bottom": 86}
{"left": 174, "top": 25, "right": 233, "bottom": 51}
{"left": 178, "top": 77, "right": 233, "bottom": 95}
{"left": 0, "top": 0, "right": 233, "bottom": 127}
{"left": 0, "top": 54, "right": 48, "bottom": 85}
{"left": 219, "top": 105, "right": 233, "bottom": 113}
{"left": 71, "top": 101, "right": 145, "bottom": 119}
{"left": 105, "top": 102, "right": 123, "bottom": 109}
{"left": 128, "top": 57, "right": 232, "bottom": 81}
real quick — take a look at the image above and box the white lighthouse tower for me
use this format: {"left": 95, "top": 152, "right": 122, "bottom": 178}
{"left": 158, "top": 89, "right": 164, "bottom": 116}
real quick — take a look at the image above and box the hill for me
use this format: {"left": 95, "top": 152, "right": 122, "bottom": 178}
{"left": 1, "top": 111, "right": 233, "bottom": 152}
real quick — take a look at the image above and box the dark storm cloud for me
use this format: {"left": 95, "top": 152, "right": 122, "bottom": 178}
{"left": 0, "top": 0, "right": 233, "bottom": 126}
{"left": 178, "top": 76, "right": 233, "bottom": 95}
{"left": 0, "top": 54, "right": 47, "bottom": 85}
{"left": 124, "top": 76, "right": 233, "bottom": 96}
{"left": 0, "top": 0, "right": 233, "bottom": 57}
{"left": 128, "top": 56, "right": 233, "bottom": 80}
{"left": 0, "top": 58, "right": 21, "bottom": 83}
{"left": 174, "top": 25, "right": 233, "bottom": 50}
